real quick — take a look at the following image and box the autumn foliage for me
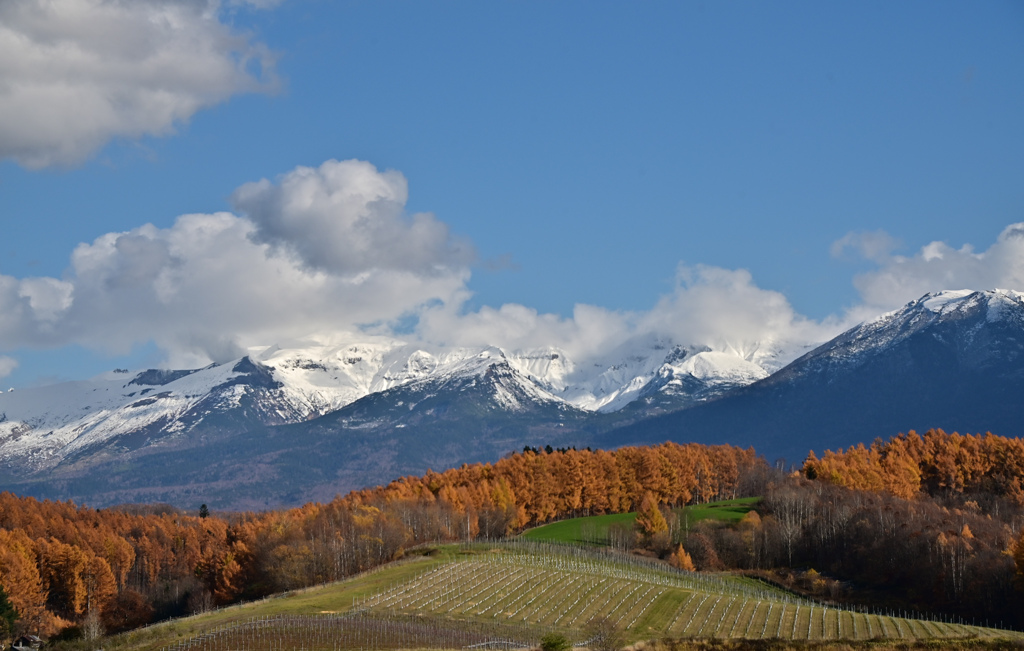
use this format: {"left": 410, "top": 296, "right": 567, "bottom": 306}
{"left": 802, "top": 428, "right": 1024, "bottom": 503}
{"left": 0, "top": 442, "right": 757, "bottom": 637}
{"left": 669, "top": 544, "right": 696, "bottom": 572}
{"left": 6, "top": 430, "right": 1024, "bottom": 638}
{"left": 634, "top": 492, "right": 669, "bottom": 537}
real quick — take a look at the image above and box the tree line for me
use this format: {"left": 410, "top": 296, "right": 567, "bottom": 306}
{"left": 802, "top": 428, "right": 1024, "bottom": 504}
{"left": 0, "top": 442, "right": 758, "bottom": 639}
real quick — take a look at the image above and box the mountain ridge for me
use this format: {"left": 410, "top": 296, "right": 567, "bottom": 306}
{"left": 0, "top": 334, "right": 785, "bottom": 473}
{"left": 1, "top": 288, "right": 1022, "bottom": 508}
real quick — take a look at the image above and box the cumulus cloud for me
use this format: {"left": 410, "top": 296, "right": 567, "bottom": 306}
{"left": 0, "top": 0, "right": 278, "bottom": 168}
{"left": 838, "top": 223, "right": 1024, "bottom": 318}
{"left": 0, "top": 160, "right": 470, "bottom": 365}
{"left": 0, "top": 153, "right": 838, "bottom": 370}
{"left": 640, "top": 265, "right": 837, "bottom": 362}
{"left": 418, "top": 301, "right": 631, "bottom": 362}
{"left": 420, "top": 222, "right": 1024, "bottom": 369}
{"left": 0, "top": 356, "right": 17, "bottom": 380}
{"left": 9, "top": 154, "right": 1020, "bottom": 375}
{"left": 233, "top": 159, "right": 475, "bottom": 275}
{"left": 0, "top": 156, "right": 862, "bottom": 372}
{"left": 418, "top": 264, "right": 839, "bottom": 368}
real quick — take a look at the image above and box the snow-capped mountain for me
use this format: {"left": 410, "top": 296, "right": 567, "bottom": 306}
{"left": 4, "top": 288, "right": 1019, "bottom": 509}
{"left": 604, "top": 289, "right": 1024, "bottom": 464}
{"left": 0, "top": 333, "right": 786, "bottom": 478}
{"left": 763, "top": 288, "right": 1024, "bottom": 383}
{"left": 250, "top": 332, "right": 781, "bottom": 414}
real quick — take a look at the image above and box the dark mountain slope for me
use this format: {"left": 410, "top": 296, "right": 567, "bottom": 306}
{"left": 599, "top": 290, "right": 1024, "bottom": 463}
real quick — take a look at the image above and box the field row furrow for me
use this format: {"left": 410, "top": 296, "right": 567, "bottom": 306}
{"left": 355, "top": 555, "right": 1018, "bottom": 645}
{"left": 553, "top": 577, "right": 607, "bottom": 626}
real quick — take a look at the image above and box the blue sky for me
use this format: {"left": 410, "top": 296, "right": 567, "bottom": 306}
{"left": 1, "top": 0, "right": 1023, "bottom": 387}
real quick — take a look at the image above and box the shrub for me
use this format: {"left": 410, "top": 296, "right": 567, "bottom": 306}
{"left": 541, "top": 632, "right": 571, "bottom": 651}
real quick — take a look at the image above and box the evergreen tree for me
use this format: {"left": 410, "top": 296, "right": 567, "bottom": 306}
{"left": 0, "top": 583, "right": 19, "bottom": 639}
{"left": 540, "top": 632, "right": 570, "bottom": 651}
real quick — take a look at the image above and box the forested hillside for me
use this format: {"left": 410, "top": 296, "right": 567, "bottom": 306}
{"left": 0, "top": 443, "right": 757, "bottom": 638}
{"left": 3, "top": 431, "right": 1024, "bottom": 642}
{"left": 674, "top": 430, "right": 1024, "bottom": 627}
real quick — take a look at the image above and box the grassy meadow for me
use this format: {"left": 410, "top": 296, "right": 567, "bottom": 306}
{"left": 521, "top": 498, "right": 761, "bottom": 545}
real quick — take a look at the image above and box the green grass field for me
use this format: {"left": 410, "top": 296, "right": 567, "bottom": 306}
{"left": 520, "top": 511, "right": 638, "bottom": 544}
{"left": 521, "top": 497, "right": 761, "bottom": 545}
{"left": 678, "top": 497, "right": 759, "bottom": 526}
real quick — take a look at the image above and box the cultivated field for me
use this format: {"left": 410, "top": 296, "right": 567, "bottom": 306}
{"left": 134, "top": 543, "right": 1020, "bottom": 651}
{"left": 353, "top": 544, "right": 1006, "bottom": 644}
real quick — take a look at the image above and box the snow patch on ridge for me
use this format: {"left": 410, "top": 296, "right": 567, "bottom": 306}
{"left": 922, "top": 289, "right": 976, "bottom": 312}
{"left": 677, "top": 351, "right": 769, "bottom": 384}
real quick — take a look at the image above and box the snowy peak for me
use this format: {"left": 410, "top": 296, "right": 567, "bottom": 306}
{"left": 860, "top": 288, "right": 1024, "bottom": 345}
{"left": 771, "top": 289, "right": 1024, "bottom": 384}
{"left": 603, "top": 288, "right": 1024, "bottom": 467}
{"left": 0, "top": 315, "right": 815, "bottom": 476}
{"left": 504, "top": 348, "right": 575, "bottom": 391}
{"left": 872, "top": 289, "right": 1024, "bottom": 327}
{"left": 452, "top": 355, "right": 567, "bottom": 412}
{"left": 251, "top": 335, "right": 783, "bottom": 416}
{"left": 370, "top": 348, "right": 569, "bottom": 413}
{"left": 917, "top": 288, "right": 1024, "bottom": 317}
{"left": 129, "top": 367, "right": 205, "bottom": 386}
{"left": 555, "top": 342, "right": 776, "bottom": 413}
{"left": 627, "top": 347, "right": 770, "bottom": 413}
{"left": 0, "top": 334, "right": 779, "bottom": 470}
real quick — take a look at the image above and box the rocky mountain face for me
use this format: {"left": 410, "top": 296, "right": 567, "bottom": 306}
{"left": 1, "top": 289, "right": 1021, "bottom": 509}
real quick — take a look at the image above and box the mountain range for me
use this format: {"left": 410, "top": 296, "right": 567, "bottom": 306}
{"left": 1, "top": 288, "right": 1022, "bottom": 509}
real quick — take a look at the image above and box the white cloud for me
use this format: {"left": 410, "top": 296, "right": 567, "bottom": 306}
{"left": 0, "top": 161, "right": 470, "bottom": 364}
{"left": 233, "top": 159, "right": 475, "bottom": 275}
{"left": 420, "top": 221, "right": 1024, "bottom": 369}
{"left": 839, "top": 223, "right": 1024, "bottom": 317}
{"left": 418, "top": 264, "right": 839, "bottom": 369}
{"left": 9, "top": 155, "right": 1020, "bottom": 375}
{"left": 417, "top": 301, "right": 632, "bottom": 363}
{"left": 16, "top": 277, "right": 74, "bottom": 325}
{"left": 640, "top": 265, "right": 837, "bottom": 363}
{"left": 0, "top": 162, "right": 837, "bottom": 370}
{"left": 0, "top": 0, "right": 278, "bottom": 168}
{"left": 0, "top": 356, "right": 17, "bottom": 380}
